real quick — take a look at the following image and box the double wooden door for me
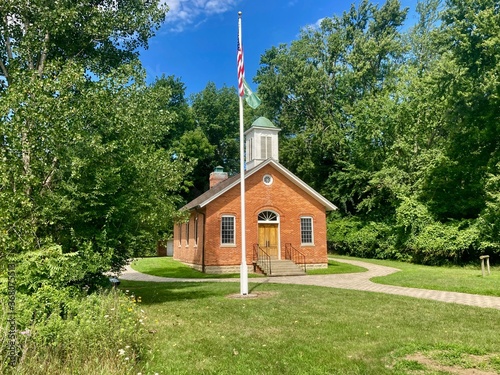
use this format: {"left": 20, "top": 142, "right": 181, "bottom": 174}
{"left": 258, "top": 224, "right": 279, "bottom": 259}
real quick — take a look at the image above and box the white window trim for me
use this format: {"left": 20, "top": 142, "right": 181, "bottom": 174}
{"left": 263, "top": 174, "right": 273, "bottom": 185}
{"left": 300, "top": 216, "right": 314, "bottom": 245}
{"left": 178, "top": 224, "right": 182, "bottom": 247}
{"left": 220, "top": 215, "right": 236, "bottom": 247}
{"left": 185, "top": 221, "right": 190, "bottom": 247}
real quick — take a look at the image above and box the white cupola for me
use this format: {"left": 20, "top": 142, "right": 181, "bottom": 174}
{"left": 244, "top": 117, "right": 281, "bottom": 170}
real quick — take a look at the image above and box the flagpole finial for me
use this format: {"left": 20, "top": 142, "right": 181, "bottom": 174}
{"left": 238, "top": 11, "right": 242, "bottom": 17}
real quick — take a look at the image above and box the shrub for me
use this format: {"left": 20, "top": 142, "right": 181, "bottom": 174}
{"left": 328, "top": 217, "right": 399, "bottom": 260}
{"left": 407, "top": 221, "right": 481, "bottom": 265}
{"left": 11, "top": 243, "right": 113, "bottom": 295}
{"left": 329, "top": 210, "right": 484, "bottom": 265}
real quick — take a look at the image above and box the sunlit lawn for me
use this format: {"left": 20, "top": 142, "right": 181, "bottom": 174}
{"left": 307, "top": 259, "right": 366, "bottom": 275}
{"left": 332, "top": 255, "right": 500, "bottom": 297}
{"left": 130, "top": 257, "right": 256, "bottom": 278}
{"left": 131, "top": 257, "right": 365, "bottom": 278}
{"left": 132, "top": 255, "right": 500, "bottom": 297}
{"left": 122, "top": 256, "right": 500, "bottom": 374}
{"left": 121, "top": 279, "right": 500, "bottom": 375}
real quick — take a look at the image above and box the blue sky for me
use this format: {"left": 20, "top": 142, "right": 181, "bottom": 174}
{"left": 140, "top": 0, "right": 420, "bottom": 97}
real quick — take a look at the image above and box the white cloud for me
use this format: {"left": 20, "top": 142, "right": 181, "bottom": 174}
{"left": 161, "top": 0, "right": 240, "bottom": 32}
{"left": 304, "top": 17, "right": 325, "bottom": 31}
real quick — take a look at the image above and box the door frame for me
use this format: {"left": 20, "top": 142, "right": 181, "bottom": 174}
{"left": 257, "top": 210, "right": 280, "bottom": 260}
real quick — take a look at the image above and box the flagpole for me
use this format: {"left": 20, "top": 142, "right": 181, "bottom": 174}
{"left": 238, "top": 11, "right": 249, "bottom": 295}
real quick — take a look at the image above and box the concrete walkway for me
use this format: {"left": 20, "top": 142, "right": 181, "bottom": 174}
{"left": 119, "top": 258, "right": 500, "bottom": 310}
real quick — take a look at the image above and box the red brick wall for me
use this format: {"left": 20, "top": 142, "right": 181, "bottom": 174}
{"left": 174, "top": 164, "right": 329, "bottom": 269}
{"left": 204, "top": 164, "right": 328, "bottom": 267}
{"left": 173, "top": 211, "right": 205, "bottom": 267}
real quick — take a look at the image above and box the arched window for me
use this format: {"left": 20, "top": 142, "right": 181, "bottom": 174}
{"left": 258, "top": 211, "right": 278, "bottom": 223}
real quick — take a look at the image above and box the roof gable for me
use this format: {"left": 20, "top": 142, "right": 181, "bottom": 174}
{"left": 182, "top": 159, "right": 337, "bottom": 211}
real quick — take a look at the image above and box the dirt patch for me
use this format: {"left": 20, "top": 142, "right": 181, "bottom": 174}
{"left": 405, "top": 352, "right": 498, "bottom": 375}
{"left": 226, "top": 291, "right": 278, "bottom": 299}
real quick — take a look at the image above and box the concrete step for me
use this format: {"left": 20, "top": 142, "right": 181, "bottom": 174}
{"left": 256, "top": 260, "right": 306, "bottom": 276}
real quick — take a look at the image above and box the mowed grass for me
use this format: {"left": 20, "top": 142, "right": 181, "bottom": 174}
{"left": 333, "top": 256, "right": 500, "bottom": 297}
{"left": 121, "top": 280, "right": 500, "bottom": 375}
{"left": 307, "top": 259, "right": 366, "bottom": 275}
{"left": 132, "top": 255, "right": 499, "bottom": 297}
{"left": 130, "top": 257, "right": 257, "bottom": 278}
{"left": 131, "top": 257, "right": 365, "bottom": 278}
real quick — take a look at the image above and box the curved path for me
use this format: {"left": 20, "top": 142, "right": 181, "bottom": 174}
{"left": 119, "top": 258, "right": 500, "bottom": 310}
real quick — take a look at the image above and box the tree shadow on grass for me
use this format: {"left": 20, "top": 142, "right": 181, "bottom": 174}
{"left": 119, "top": 280, "right": 240, "bottom": 305}
{"left": 119, "top": 279, "right": 279, "bottom": 305}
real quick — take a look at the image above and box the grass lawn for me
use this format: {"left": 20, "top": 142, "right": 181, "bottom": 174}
{"left": 333, "top": 255, "right": 500, "bottom": 297}
{"left": 307, "top": 259, "right": 366, "bottom": 275}
{"left": 132, "top": 255, "right": 499, "bottom": 297}
{"left": 131, "top": 257, "right": 365, "bottom": 278}
{"left": 121, "top": 280, "right": 500, "bottom": 375}
{"left": 130, "top": 257, "right": 255, "bottom": 279}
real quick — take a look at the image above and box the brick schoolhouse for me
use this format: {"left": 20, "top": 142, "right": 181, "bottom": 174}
{"left": 173, "top": 117, "right": 337, "bottom": 275}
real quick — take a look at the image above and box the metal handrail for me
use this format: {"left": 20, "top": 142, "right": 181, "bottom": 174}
{"left": 253, "top": 244, "right": 272, "bottom": 275}
{"left": 284, "top": 243, "right": 306, "bottom": 272}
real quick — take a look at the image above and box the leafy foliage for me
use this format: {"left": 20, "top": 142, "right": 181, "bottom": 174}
{"left": 0, "top": 0, "right": 191, "bottom": 291}
{"left": 256, "top": 0, "right": 500, "bottom": 264}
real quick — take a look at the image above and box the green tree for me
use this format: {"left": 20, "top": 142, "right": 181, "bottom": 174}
{"left": 187, "top": 82, "right": 240, "bottom": 194}
{"left": 149, "top": 75, "right": 195, "bottom": 149}
{"left": 0, "top": 0, "right": 192, "bottom": 287}
{"left": 0, "top": 0, "right": 166, "bottom": 84}
{"left": 418, "top": 0, "right": 500, "bottom": 220}
{"left": 172, "top": 127, "right": 216, "bottom": 200}
{"left": 256, "top": 0, "right": 408, "bottom": 214}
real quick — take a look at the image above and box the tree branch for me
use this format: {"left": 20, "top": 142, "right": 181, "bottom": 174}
{"left": 0, "top": 58, "right": 8, "bottom": 81}
{"left": 3, "top": 15, "right": 14, "bottom": 60}
{"left": 21, "top": 22, "right": 35, "bottom": 71}
{"left": 41, "top": 156, "right": 58, "bottom": 192}
{"left": 21, "top": 117, "right": 32, "bottom": 196}
{"left": 38, "top": 32, "right": 50, "bottom": 77}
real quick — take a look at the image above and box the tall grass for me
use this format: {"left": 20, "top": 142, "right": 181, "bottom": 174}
{"left": 0, "top": 289, "right": 147, "bottom": 375}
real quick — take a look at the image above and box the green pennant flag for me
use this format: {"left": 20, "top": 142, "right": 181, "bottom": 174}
{"left": 243, "top": 78, "right": 261, "bottom": 109}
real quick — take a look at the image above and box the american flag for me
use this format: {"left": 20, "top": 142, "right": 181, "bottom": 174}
{"left": 237, "top": 34, "right": 244, "bottom": 97}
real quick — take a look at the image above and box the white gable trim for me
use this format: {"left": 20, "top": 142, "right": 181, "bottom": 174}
{"left": 196, "top": 159, "right": 337, "bottom": 211}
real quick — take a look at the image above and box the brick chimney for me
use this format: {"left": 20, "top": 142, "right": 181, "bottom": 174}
{"left": 209, "top": 166, "right": 228, "bottom": 188}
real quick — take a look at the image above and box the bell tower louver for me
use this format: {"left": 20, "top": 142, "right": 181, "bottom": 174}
{"left": 244, "top": 117, "right": 281, "bottom": 170}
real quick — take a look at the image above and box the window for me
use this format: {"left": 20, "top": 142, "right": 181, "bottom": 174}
{"left": 178, "top": 224, "right": 182, "bottom": 246}
{"left": 221, "top": 216, "right": 235, "bottom": 245}
{"left": 263, "top": 174, "right": 273, "bottom": 185}
{"left": 185, "top": 222, "right": 190, "bottom": 246}
{"left": 194, "top": 216, "right": 198, "bottom": 246}
{"left": 258, "top": 210, "right": 278, "bottom": 222}
{"left": 300, "top": 217, "right": 313, "bottom": 245}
